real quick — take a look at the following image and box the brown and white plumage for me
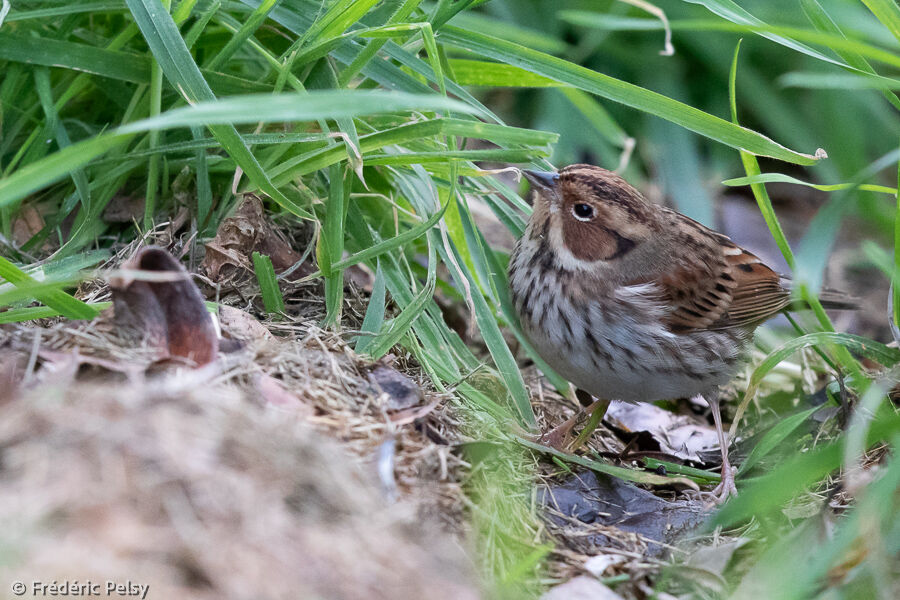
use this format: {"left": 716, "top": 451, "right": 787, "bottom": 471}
{"left": 508, "top": 164, "right": 854, "bottom": 500}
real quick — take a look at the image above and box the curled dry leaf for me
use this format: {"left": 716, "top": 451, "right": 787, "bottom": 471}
{"left": 102, "top": 194, "right": 146, "bottom": 224}
{"left": 202, "top": 194, "right": 306, "bottom": 281}
{"left": 368, "top": 364, "right": 423, "bottom": 410}
{"left": 606, "top": 400, "right": 719, "bottom": 463}
{"left": 217, "top": 304, "right": 273, "bottom": 342}
{"left": 109, "top": 246, "right": 218, "bottom": 366}
{"left": 11, "top": 204, "right": 46, "bottom": 247}
{"left": 541, "top": 576, "right": 624, "bottom": 600}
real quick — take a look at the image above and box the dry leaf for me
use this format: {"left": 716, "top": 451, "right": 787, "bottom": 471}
{"left": 102, "top": 194, "right": 146, "bottom": 223}
{"left": 202, "top": 194, "right": 306, "bottom": 281}
{"left": 110, "top": 246, "right": 218, "bottom": 366}
{"left": 606, "top": 400, "right": 719, "bottom": 462}
{"left": 217, "top": 305, "right": 272, "bottom": 342}
{"left": 369, "top": 364, "right": 423, "bottom": 410}
{"left": 541, "top": 576, "right": 623, "bottom": 600}
{"left": 11, "top": 204, "right": 46, "bottom": 247}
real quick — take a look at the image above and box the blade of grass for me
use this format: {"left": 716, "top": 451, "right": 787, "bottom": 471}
{"left": 366, "top": 230, "right": 438, "bottom": 358}
{"left": 861, "top": 0, "right": 900, "bottom": 44}
{"left": 354, "top": 260, "right": 386, "bottom": 355}
{"left": 724, "top": 172, "right": 897, "bottom": 195}
{"left": 251, "top": 251, "right": 285, "bottom": 314}
{"left": 0, "top": 256, "right": 98, "bottom": 320}
{"left": 0, "top": 302, "right": 112, "bottom": 324}
{"left": 737, "top": 406, "right": 820, "bottom": 475}
{"left": 205, "top": 0, "right": 278, "bottom": 70}
{"left": 320, "top": 163, "right": 351, "bottom": 327}
{"left": 735, "top": 331, "right": 900, "bottom": 439}
{"left": 144, "top": 0, "right": 171, "bottom": 230}
{"left": 125, "top": 0, "right": 312, "bottom": 220}
{"left": 440, "top": 26, "right": 825, "bottom": 164}
{"left": 0, "top": 92, "right": 482, "bottom": 210}
{"left": 800, "top": 0, "right": 900, "bottom": 112}
{"left": 338, "top": 0, "right": 423, "bottom": 86}
{"left": 728, "top": 40, "right": 858, "bottom": 367}
{"left": 517, "top": 438, "right": 699, "bottom": 489}
{"left": 33, "top": 67, "right": 91, "bottom": 211}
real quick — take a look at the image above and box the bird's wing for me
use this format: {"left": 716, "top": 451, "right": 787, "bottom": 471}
{"left": 629, "top": 213, "right": 791, "bottom": 333}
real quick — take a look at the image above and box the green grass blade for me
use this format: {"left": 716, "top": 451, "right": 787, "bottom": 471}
{"left": 448, "top": 59, "right": 561, "bottom": 88}
{"left": 0, "top": 132, "right": 135, "bottom": 210}
{"left": 0, "top": 256, "right": 98, "bottom": 320}
{"left": 737, "top": 406, "right": 820, "bottom": 475}
{"left": 120, "top": 92, "right": 482, "bottom": 131}
{"left": 354, "top": 260, "right": 386, "bottom": 355}
{"left": 251, "top": 252, "right": 285, "bottom": 314}
{"left": 367, "top": 232, "right": 438, "bottom": 359}
{"left": 800, "top": 0, "right": 900, "bottom": 111}
{"left": 0, "top": 302, "right": 112, "bottom": 324}
{"left": 307, "top": 195, "right": 450, "bottom": 278}
{"left": 205, "top": 0, "right": 278, "bottom": 70}
{"left": 683, "top": 0, "right": 852, "bottom": 68}
{"left": 712, "top": 406, "right": 900, "bottom": 528}
{"left": 724, "top": 172, "right": 897, "bottom": 195}
{"left": 440, "top": 26, "right": 824, "bottom": 165}
{"left": 861, "top": 0, "right": 900, "bottom": 44}
{"left": 124, "top": 0, "right": 312, "bottom": 220}
{"left": 33, "top": 67, "right": 91, "bottom": 211}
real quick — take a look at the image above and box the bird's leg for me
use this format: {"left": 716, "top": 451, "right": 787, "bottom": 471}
{"left": 537, "top": 398, "right": 610, "bottom": 452}
{"left": 705, "top": 394, "right": 738, "bottom": 503}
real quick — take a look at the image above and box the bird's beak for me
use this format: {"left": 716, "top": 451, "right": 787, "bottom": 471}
{"left": 523, "top": 169, "right": 559, "bottom": 190}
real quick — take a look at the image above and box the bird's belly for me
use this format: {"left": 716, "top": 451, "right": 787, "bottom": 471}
{"left": 521, "top": 308, "right": 744, "bottom": 402}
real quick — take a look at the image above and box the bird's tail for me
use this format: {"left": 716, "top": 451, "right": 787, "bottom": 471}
{"left": 816, "top": 287, "right": 860, "bottom": 311}
{"left": 782, "top": 282, "right": 859, "bottom": 312}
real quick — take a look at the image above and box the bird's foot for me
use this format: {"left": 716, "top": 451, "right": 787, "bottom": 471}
{"left": 708, "top": 465, "right": 738, "bottom": 505}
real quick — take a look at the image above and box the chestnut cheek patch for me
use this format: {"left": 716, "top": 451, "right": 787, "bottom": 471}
{"left": 563, "top": 220, "right": 636, "bottom": 262}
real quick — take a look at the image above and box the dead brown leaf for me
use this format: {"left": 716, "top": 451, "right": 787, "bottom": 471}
{"left": 109, "top": 246, "right": 218, "bottom": 366}
{"left": 202, "top": 194, "right": 307, "bottom": 281}
{"left": 217, "top": 304, "right": 272, "bottom": 342}
{"left": 11, "top": 204, "right": 46, "bottom": 247}
{"left": 102, "top": 194, "right": 145, "bottom": 223}
{"left": 369, "top": 363, "right": 423, "bottom": 410}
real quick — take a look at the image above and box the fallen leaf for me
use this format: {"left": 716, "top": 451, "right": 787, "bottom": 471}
{"left": 540, "top": 470, "right": 705, "bottom": 558}
{"left": 541, "top": 576, "right": 623, "bottom": 600}
{"left": 369, "top": 364, "right": 423, "bottom": 410}
{"left": 11, "top": 204, "right": 46, "bottom": 247}
{"left": 606, "top": 401, "right": 719, "bottom": 462}
{"left": 110, "top": 246, "right": 218, "bottom": 366}
{"left": 685, "top": 537, "right": 750, "bottom": 580}
{"left": 102, "top": 194, "right": 145, "bottom": 223}
{"left": 202, "top": 194, "right": 307, "bottom": 281}
{"left": 217, "top": 305, "right": 272, "bottom": 342}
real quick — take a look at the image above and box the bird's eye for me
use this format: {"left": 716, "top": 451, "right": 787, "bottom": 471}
{"left": 572, "top": 203, "right": 594, "bottom": 221}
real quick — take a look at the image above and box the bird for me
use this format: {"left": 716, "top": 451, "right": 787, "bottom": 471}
{"left": 508, "top": 164, "right": 855, "bottom": 501}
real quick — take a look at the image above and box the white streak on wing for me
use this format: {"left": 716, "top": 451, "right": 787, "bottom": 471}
{"left": 723, "top": 247, "right": 742, "bottom": 256}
